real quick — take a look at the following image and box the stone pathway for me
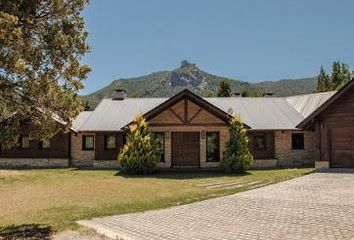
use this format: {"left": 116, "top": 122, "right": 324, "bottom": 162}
{"left": 78, "top": 172, "right": 354, "bottom": 240}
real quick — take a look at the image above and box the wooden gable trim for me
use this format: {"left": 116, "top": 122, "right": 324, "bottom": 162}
{"left": 168, "top": 108, "right": 185, "bottom": 123}
{"left": 143, "top": 89, "right": 232, "bottom": 124}
{"left": 297, "top": 78, "right": 354, "bottom": 128}
{"left": 188, "top": 108, "right": 203, "bottom": 123}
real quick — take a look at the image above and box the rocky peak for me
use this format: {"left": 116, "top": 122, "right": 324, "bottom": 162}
{"left": 170, "top": 60, "right": 205, "bottom": 88}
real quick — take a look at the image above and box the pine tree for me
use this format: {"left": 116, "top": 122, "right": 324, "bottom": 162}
{"left": 221, "top": 116, "right": 253, "bottom": 173}
{"left": 119, "top": 113, "right": 160, "bottom": 174}
{"left": 316, "top": 66, "right": 332, "bottom": 92}
{"left": 331, "top": 61, "right": 342, "bottom": 88}
{"left": 217, "top": 80, "right": 232, "bottom": 97}
{"left": 0, "top": 1, "right": 90, "bottom": 148}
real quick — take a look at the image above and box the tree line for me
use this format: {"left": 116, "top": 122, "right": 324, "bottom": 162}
{"left": 316, "top": 61, "right": 352, "bottom": 92}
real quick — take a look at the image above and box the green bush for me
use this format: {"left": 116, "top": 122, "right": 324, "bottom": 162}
{"left": 221, "top": 116, "right": 253, "bottom": 173}
{"left": 118, "top": 113, "right": 160, "bottom": 174}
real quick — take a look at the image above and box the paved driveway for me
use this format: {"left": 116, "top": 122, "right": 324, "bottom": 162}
{"left": 79, "top": 172, "right": 354, "bottom": 240}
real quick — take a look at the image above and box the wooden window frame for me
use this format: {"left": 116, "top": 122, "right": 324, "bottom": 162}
{"left": 19, "top": 135, "right": 30, "bottom": 149}
{"left": 82, "top": 135, "right": 95, "bottom": 150}
{"left": 292, "top": 133, "right": 304, "bottom": 150}
{"left": 206, "top": 132, "right": 220, "bottom": 162}
{"left": 254, "top": 133, "right": 267, "bottom": 150}
{"left": 39, "top": 139, "right": 51, "bottom": 149}
{"left": 104, "top": 135, "right": 117, "bottom": 150}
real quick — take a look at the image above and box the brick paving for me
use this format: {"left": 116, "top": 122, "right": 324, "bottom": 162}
{"left": 78, "top": 172, "right": 354, "bottom": 240}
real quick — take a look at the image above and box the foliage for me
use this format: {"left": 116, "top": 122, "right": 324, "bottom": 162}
{"left": 316, "top": 66, "right": 332, "bottom": 92}
{"left": 217, "top": 80, "right": 232, "bottom": 97}
{"left": 119, "top": 114, "right": 160, "bottom": 174}
{"left": 0, "top": 0, "right": 90, "bottom": 148}
{"left": 221, "top": 116, "right": 253, "bottom": 173}
{"left": 316, "top": 61, "right": 352, "bottom": 92}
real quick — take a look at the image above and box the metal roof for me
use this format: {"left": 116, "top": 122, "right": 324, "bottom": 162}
{"left": 78, "top": 98, "right": 166, "bottom": 131}
{"left": 72, "top": 111, "right": 93, "bottom": 131}
{"left": 75, "top": 91, "right": 335, "bottom": 131}
{"left": 285, "top": 91, "right": 336, "bottom": 118}
{"left": 207, "top": 97, "right": 304, "bottom": 130}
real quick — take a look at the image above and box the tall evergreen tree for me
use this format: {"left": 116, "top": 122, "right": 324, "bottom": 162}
{"left": 316, "top": 61, "right": 352, "bottom": 93}
{"left": 331, "top": 61, "right": 342, "bottom": 88}
{"left": 220, "top": 116, "right": 253, "bottom": 173}
{"left": 119, "top": 113, "right": 160, "bottom": 174}
{"left": 316, "top": 66, "right": 332, "bottom": 92}
{"left": 0, "top": 0, "right": 90, "bottom": 148}
{"left": 217, "top": 80, "right": 232, "bottom": 97}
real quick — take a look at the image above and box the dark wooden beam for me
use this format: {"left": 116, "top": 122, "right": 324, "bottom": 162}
{"left": 168, "top": 108, "right": 185, "bottom": 123}
{"left": 188, "top": 108, "right": 203, "bottom": 123}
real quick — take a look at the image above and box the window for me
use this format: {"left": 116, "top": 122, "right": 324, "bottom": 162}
{"left": 19, "top": 136, "right": 30, "bottom": 149}
{"left": 40, "top": 139, "right": 50, "bottom": 149}
{"left": 254, "top": 134, "right": 266, "bottom": 150}
{"left": 104, "top": 135, "right": 116, "bottom": 149}
{"left": 82, "top": 135, "right": 95, "bottom": 150}
{"left": 206, "top": 132, "right": 220, "bottom": 162}
{"left": 292, "top": 133, "right": 304, "bottom": 149}
{"left": 152, "top": 132, "right": 165, "bottom": 162}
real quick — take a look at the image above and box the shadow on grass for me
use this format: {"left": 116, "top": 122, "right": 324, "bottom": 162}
{"left": 116, "top": 168, "right": 250, "bottom": 180}
{"left": 0, "top": 224, "right": 52, "bottom": 240}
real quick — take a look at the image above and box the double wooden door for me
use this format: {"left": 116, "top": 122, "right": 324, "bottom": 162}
{"left": 171, "top": 132, "right": 200, "bottom": 167}
{"left": 330, "top": 128, "right": 354, "bottom": 168}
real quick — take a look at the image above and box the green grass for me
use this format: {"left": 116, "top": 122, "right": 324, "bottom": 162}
{"left": 0, "top": 168, "right": 313, "bottom": 235}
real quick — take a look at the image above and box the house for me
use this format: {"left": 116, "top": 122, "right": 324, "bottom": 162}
{"left": 1, "top": 80, "right": 352, "bottom": 170}
{"left": 298, "top": 79, "right": 354, "bottom": 168}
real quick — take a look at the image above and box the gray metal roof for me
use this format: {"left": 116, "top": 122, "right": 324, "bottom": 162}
{"left": 75, "top": 91, "right": 335, "bottom": 131}
{"left": 78, "top": 98, "right": 166, "bottom": 131}
{"left": 207, "top": 97, "right": 304, "bottom": 130}
{"left": 72, "top": 111, "right": 93, "bottom": 131}
{"left": 285, "top": 91, "right": 336, "bottom": 118}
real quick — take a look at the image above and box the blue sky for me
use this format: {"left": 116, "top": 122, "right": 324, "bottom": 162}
{"left": 82, "top": 0, "right": 354, "bottom": 94}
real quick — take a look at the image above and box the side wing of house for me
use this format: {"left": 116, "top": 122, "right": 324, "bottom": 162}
{"left": 298, "top": 79, "right": 354, "bottom": 168}
{"left": 0, "top": 123, "right": 71, "bottom": 168}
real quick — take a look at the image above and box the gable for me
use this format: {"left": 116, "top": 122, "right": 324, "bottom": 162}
{"left": 147, "top": 90, "right": 230, "bottom": 126}
{"left": 149, "top": 98, "right": 225, "bottom": 125}
{"left": 297, "top": 79, "right": 354, "bottom": 128}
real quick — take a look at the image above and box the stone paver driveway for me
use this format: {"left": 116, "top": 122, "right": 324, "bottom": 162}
{"left": 79, "top": 172, "right": 354, "bottom": 240}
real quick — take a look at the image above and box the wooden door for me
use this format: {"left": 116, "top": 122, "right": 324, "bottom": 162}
{"left": 330, "top": 128, "right": 354, "bottom": 168}
{"left": 171, "top": 132, "right": 200, "bottom": 167}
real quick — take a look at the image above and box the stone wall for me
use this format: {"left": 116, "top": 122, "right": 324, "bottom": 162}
{"left": 0, "top": 158, "right": 68, "bottom": 168}
{"left": 71, "top": 132, "right": 95, "bottom": 167}
{"left": 274, "top": 130, "right": 315, "bottom": 167}
{"left": 93, "top": 160, "right": 118, "bottom": 169}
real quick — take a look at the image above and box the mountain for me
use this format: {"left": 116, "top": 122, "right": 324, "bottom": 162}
{"left": 82, "top": 60, "right": 316, "bottom": 108}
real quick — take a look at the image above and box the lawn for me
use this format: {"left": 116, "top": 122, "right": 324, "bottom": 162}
{"left": 0, "top": 168, "right": 313, "bottom": 237}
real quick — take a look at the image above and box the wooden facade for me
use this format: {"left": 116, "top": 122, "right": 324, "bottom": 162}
{"left": 315, "top": 89, "right": 354, "bottom": 168}
{"left": 0, "top": 129, "right": 70, "bottom": 159}
{"left": 299, "top": 79, "right": 354, "bottom": 168}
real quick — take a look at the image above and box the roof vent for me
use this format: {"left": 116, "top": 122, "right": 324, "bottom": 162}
{"left": 113, "top": 89, "right": 127, "bottom": 100}
{"left": 263, "top": 92, "right": 273, "bottom": 97}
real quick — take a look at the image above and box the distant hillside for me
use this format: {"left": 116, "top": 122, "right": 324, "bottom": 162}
{"left": 82, "top": 60, "right": 316, "bottom": 108}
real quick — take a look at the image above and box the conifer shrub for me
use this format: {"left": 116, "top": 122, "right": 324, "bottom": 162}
{"left": 221, "top": 116, "right": 253, "bottom": 173}
{"left": 119, "top": 114, "right": 160, "bottom": 174}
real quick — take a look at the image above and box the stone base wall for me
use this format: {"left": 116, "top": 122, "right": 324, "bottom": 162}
{"left": 274, "top": 130, "right": 315, "bottom": 167}
{"left": 315, "top": 161, "right": 329, "bottom": 170}
{"left": 71, "top": 133, "right": 95, "bottom": 167}
{"left": 251, "top": 159, "right": 278, "bottom": 169}
{"left": 93, "top": 160, "right": 118, "bottom": 169}
{"left": 0, "top": 158, "right": 69, "bottom": 168}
